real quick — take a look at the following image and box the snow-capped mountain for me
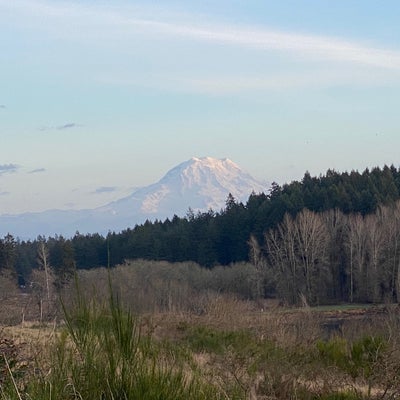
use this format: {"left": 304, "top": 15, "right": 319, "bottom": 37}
{"left": 99, "top": 157, "right": 265, "bottom": 217}
{"left": 0, "top": 157, "right": 266, "bottom": 239}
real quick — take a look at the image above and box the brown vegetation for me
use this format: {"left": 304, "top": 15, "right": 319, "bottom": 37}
{"left": 1, "top": 261, "right": 400, "bottom": 399}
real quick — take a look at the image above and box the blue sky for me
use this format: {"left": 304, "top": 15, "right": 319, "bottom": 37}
{"left": 1, "top": 0, "right": 400, "bottom": 214}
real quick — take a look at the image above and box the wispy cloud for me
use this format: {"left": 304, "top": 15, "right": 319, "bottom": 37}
{"left": 29, "top": 168, "right": 46, "bottom": 174}
{"left": 39, "top": 122, "right": 82, "bottom": 131}
{"left": 3, "top": 0, "right": 400, "bottom": 98}
{"left": 0, "top": 164, "right": 19, "bottom": 175}
{"left": 4, "top": 0, "right": 400, "bottom": 71}
{"left": 92, "top": 186, "right": 117, "bottom": 195}
{"left": 57, "top": 123, "right": 82, "bottom": 130}
{"left": 100, "top": 66, "right": 398, "bottom": 95}
{"left": 0, "top": 191, "right": 10, "bottom": 196}
{"left": 124, "top": 21, "right": 400, "bottom": 71}
{"left": 0, "top": 105, "right": 5, "bottom": 109}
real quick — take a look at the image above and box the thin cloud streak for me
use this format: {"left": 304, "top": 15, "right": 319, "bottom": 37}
{"left": 29, "top": 168, "right": 46, "bottom": 174}
{"left": 0, "top": 164, "right": 19, "bottom": 175}
{"left": 128, "top": 20, "right": 400, "bottom": 70}
{"left": 57, "top": 123, "right": 82, "bottom": 130}
{"left": 0, "top": 105, "right": 5, "bottom": 109}
{"left": 3, "top": 0, "right": 400, "bottom": 70}
{"left": 98, "top": 66, "right": 399, "bottom": 95}
{"left": 39, "top": 123, "right": 82, "bottom": 131}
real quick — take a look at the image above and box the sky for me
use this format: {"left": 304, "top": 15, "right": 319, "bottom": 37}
{"left": 1, "top": 0, "right": 400, "bottom": 214}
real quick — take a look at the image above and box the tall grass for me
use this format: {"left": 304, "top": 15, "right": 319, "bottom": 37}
{"left": 3, "top": 264, "right": 400, "bottom": 399}
{"left": 2, "top": 279, "right": 225, "bottom": 400}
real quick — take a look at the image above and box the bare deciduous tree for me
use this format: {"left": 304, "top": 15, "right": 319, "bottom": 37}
{"left": 346, "top": 214, "right": 368, "bottom": 302}
{"left": 365, "top": 212, "right": 385, "bottom": 302}
{"left": 266, "top": 210, "right": 330, "bottom": 305}
{"left": 378, "top": 203, "right": 400, "bottom": 302}
{"left": 248, "top": 235, "right": 268, "bottom": 298}
{"left": 294, "top": 209, "right": 330, "bottom": 304}
{"left": 37, "top": 239, "right": 51, "bottom": 303}
{"left": 266, "top": 213, "right": 299, "bottom": 304}
{"left": 321, "top": 209, "right": 347, "bottom": 300}
{"left": 34, "top": 238, "right": 55, "bottom": 321}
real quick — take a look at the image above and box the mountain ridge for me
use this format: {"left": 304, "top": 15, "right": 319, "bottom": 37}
{"left": 0, "top": 157, "right": 266, "bottom": 238}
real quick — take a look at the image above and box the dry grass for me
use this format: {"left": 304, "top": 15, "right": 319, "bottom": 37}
{"left": 2, "top": 262, "right": 400, "bottom": 399}
{"left": 1, "top": 303, "right": 399, "bottom": 399}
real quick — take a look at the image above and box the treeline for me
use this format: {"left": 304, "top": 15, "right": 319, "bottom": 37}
{"left": 105, "top": 164, "right": 400, "bottom": 267}
{"left": 259, "top": 205, "right": 400, "bottom": 305}
{"left": 1, "top": 165, "right": 400, "bottom": 305}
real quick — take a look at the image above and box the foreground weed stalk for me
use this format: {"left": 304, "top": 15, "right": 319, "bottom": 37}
{"left": 38, "top": 277, "right": 225, "bottom": 400}
{"left": 2, "top": 354, "right": 22, "bottom": 400}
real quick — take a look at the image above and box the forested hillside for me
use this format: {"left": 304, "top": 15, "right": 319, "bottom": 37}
{"left": 2, "top": 164, "right": 400, "bottom": 305}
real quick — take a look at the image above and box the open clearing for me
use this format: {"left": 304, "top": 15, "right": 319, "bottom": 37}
{"left": 1, "top": 297, "right": 399, "bottom": 400}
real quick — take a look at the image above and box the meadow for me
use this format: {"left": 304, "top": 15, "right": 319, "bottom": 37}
{"left": 1, "top": 260, "right": 400, "bottom": 399}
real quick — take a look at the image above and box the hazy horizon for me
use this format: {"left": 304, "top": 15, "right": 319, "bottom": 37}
{"left": 1, "top": 0, "right": 400, "bottom": 214}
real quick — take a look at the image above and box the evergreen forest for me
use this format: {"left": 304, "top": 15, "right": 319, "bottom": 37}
{"left": 3, "top": 164, "right": 400, "bottom": 305}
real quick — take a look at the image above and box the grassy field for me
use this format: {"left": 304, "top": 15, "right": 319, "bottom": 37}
{"left": 1, "top": 262, "right": 400, "bottom": 399}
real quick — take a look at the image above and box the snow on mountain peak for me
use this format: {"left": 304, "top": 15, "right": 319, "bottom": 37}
{"left": 0, "top": 157, "right": 267, "bottom": 238}
{"left": 138, "top": 156, "right": 265, "bottom": 215}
